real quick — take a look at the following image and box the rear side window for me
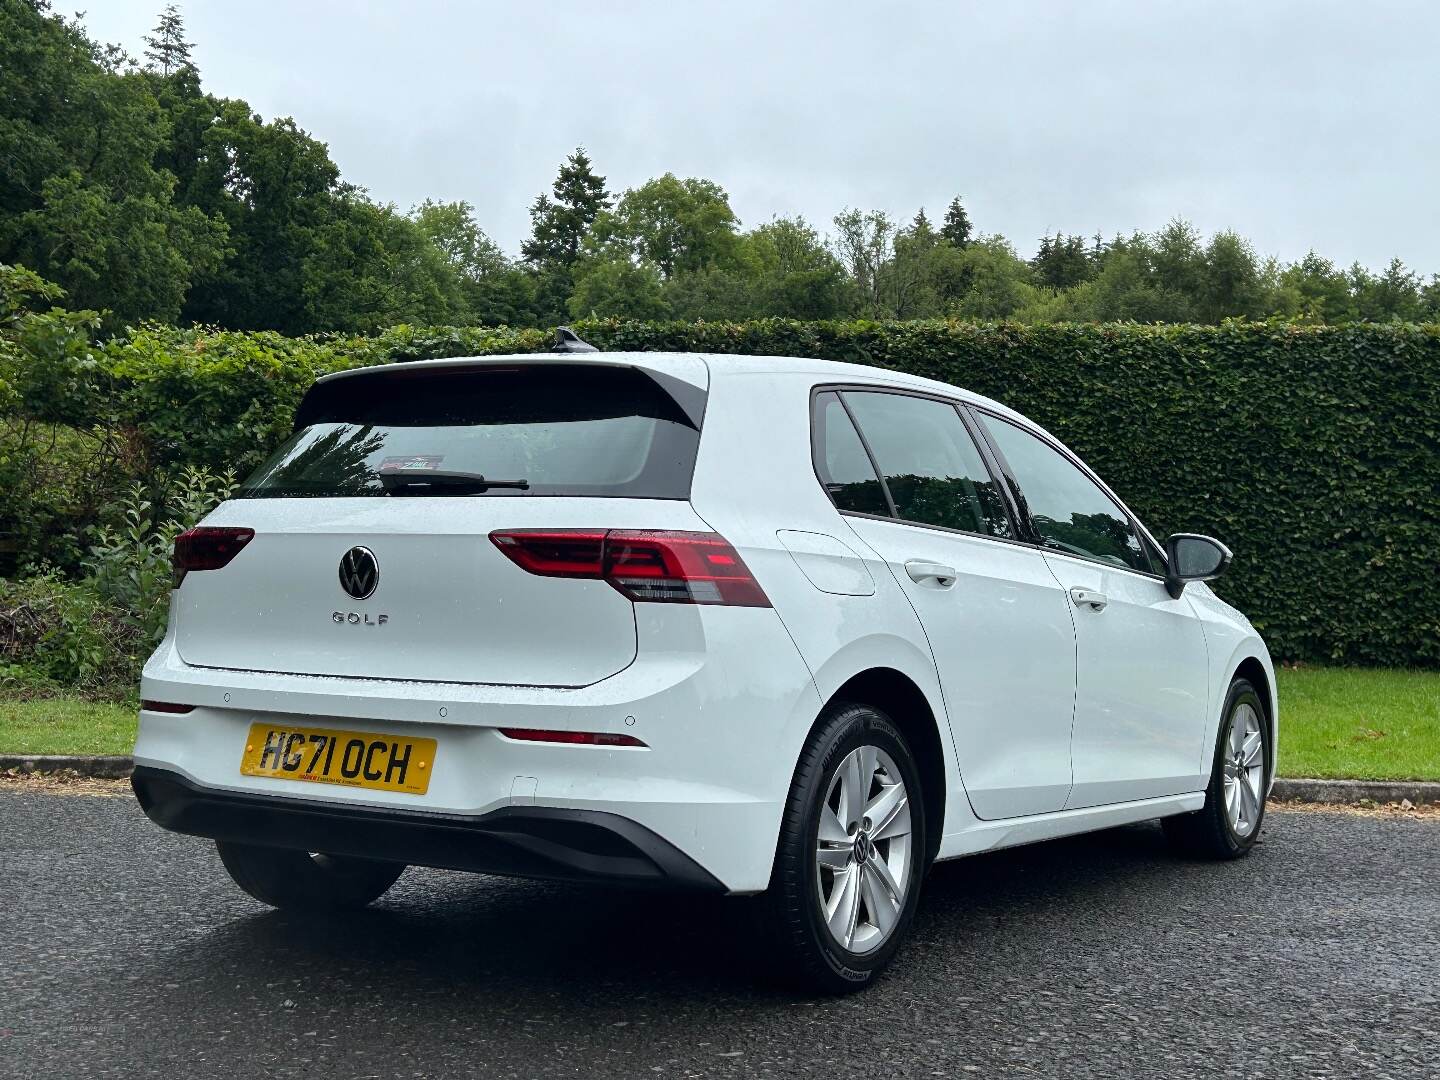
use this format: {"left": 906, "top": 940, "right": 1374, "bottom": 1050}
{"left": 978, "top": 413, "right": 1151, "bottom": 572}
{"left": 235, "top": 364, "right": 703, "bottom": 499}
{"left": 833, "top": 391, "right": 1012, "bottom": 538}
{"left": 812, "top": 392, "right": 890, "bottom": 516}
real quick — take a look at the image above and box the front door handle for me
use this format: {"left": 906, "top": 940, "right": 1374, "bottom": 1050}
{"left": 905, "top": 560, "right": 957, "bottom": 587}
{"left": 1070, "top": 586, "right": 1108, "bottom": 611}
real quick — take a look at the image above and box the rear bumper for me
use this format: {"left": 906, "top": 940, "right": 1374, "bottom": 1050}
{"left": 136, "top": 604, "right": 824, "bottom": 893}
{"left": 133, "top": 765, "right": 725, "bottom": 892}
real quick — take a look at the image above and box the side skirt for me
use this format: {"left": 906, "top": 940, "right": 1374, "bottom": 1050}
{"left": 936, "top": 791, "right": 1206, "bottom": 862}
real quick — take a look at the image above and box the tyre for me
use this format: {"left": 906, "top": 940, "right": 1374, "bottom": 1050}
{"left": 216, "top": 841, "right": 405, "bottom": 911}
{"left": 765, "top": 701, "right": 928, "bottom": 993}
{"left": 1163, "top": 678, "right": 1269, "bottom": 859}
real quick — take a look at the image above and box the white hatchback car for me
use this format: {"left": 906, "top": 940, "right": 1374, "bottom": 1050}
{"left": 133, "top": 337, "right": 1276, "bottom": 992}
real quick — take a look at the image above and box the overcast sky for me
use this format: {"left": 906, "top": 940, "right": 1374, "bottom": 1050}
{"left": 83, "top": 0, "right": 1439, "bottom": 271}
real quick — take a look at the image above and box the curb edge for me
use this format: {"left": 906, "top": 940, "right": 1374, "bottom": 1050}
{"left": 1270, "top": 777, "right": 1440, "bottom": 806}
{"left": 1, "top": 754, "right": 135, "bottom": 779}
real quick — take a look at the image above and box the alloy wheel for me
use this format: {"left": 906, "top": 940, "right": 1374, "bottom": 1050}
{"left": 815, "top": 744, "right": 912, "bottom": 954}
{"left": 1222, "top": 702, "right": 1265, "bottom": 837}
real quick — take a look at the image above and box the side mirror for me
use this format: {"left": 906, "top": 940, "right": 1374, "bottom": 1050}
{"left": 1164, "top": 533, "right": 1232, "bottom": 599}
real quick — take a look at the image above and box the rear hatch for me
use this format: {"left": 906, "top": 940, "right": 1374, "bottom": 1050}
{"left": 174, "top": 358, "right": 710, "bottom": 687}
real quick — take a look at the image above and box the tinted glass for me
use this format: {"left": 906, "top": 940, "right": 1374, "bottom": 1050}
{"left": 812, "top": 392, "right": 890, "bottom": 516}
{"left": 843, "top": 392, "right": 1011, "bottom": 537}
{"left": 236, "top": 365, "right": 701, "bottom": 499}
{"left": 980, "top": 414, "right": 1150, "bottom": 572}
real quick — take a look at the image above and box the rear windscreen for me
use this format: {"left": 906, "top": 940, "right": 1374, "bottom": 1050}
{"left": 234, "top": 364, "right": 704, "bottom": 499}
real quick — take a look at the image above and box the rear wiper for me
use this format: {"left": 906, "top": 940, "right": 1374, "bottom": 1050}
{"left": 378, "top": 470, "right": 530, "bottom": 495}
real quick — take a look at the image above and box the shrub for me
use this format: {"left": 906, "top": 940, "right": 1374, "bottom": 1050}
{"left": 0, "top": 573, "right": 141, "bottom": 691}
{"left": 0, "top": 465, "right": 235, "bottom": 692}
{"left": 0, "top": 264, "right": 132, "bottom": 573}
{"left": 85, "top": 464, "right": 237, "bottom": 643}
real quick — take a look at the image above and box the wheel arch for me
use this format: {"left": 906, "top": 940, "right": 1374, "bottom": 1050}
{"left": 825, "top": 666, "right": 946, "bottom": 866}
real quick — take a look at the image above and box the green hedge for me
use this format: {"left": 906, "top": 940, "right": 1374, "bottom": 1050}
{"left": 12, "top": 318, "right": 1440, "bottom": 667}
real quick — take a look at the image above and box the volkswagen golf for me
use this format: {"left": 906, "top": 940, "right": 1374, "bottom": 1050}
{"left": 132, "top": 336, "right": 1275, "bottom": 992}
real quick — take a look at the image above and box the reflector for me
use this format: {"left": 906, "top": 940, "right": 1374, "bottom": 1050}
{"left": 499, "top": 728, "right": 647, "bottom": 747}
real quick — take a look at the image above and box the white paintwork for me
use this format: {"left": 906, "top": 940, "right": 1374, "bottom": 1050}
{"left": 941, "top": 790, "right": 1208, "bottom": 858}
{"left": 775, "top": 530, "right": 875, "bottom": 596}
{"left": 843, "top": 517, "right": 1077, "bottom": 819}
{"left": 1042, "top": 551, "right": 1211, "bottom": 808}
{"left": 137, "top": 350, "right": 1276, "bottom": 895}
{"left": 182, "top": 498, "right": 708, "bottom": 687}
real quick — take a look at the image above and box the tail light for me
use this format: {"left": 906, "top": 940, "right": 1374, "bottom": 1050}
{"left": 490, "top": 530, "right": 770, "bottom": 607}
{"left": 173, "top": 526, "right": 255, "bottom": 587}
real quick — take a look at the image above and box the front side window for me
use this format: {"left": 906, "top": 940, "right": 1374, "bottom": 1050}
{"left": 979, "top": 414, "right": 1151, "bottom": 572}
{"left": 842, "top": 391, "right": 1011, "bottom": 538}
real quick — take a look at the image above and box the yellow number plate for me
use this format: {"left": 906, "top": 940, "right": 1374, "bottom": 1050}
{"left": 239, "top": 723, "right": 436, "bottom": 795}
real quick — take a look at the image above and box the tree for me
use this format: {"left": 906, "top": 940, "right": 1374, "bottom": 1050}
{"left": 568, "top": 256, "right": 669, "bottom": 320}
{"left": 662, "top": 267, "right": 758, "bottom": 322}
{"left": 1421, "top": 275, "right": 1440, "bottom": 321}
{"left": 744, "top": 216, "right": 851, "bottom": 319}
{"left": 412, "top": 199, "right": 507, "bottom": 279}
{"left": 1350, "top": 258, "right": 1426, "bottom": 322}
{"left": 831, "top": 209, "right": 896, "bottom": 316}
{"left": 949, "top": 237, "right": 1040, "bottom": 320}
{"left": 1198, "top": 230, "right": 1262, "bottom": 322}
{"left": 0, "top": 2, "right": 227, "bottom": 324}
{"left": 520, "top": 148, "right": 610, "bottom": 271}
{"left": 143, "top": 4, "right": 194, "bottom": 76}
{"left": 410, "top": 200, "right": 536, "bottom": 326}
{"left": 1031, "top": 233, "right": 1092, "bottom": 290}
{"left": 941, "top": 196, "right": 973, "bottom": 248}
{"left": 176, "top": 104, "right": 347, "bottom": 330}
{"left": 1065, "top": 234, "right": 1190, "bottom": 322}
{"left": 16, "top": 168, "right": 228, "bottom": 325}
{"left": 598, "top": 174, "right": 742, "bottom": 278}
{"left": 1148, "top": 219, "right": 1205, "bottom": 318}
{"left": 885, "top": 210, "right": 942, "bottom": 318}
{"left": 298, "top": 196, "right": 469, "bottom": 331}
{"left": 520, "top": 149, "right": 610, "bottom": 323}
{"left": 1276, "top": 252, "right": 1353, "bottom": 322}
{"left": 171, "top": 101, "right": 470, "bottom": 333}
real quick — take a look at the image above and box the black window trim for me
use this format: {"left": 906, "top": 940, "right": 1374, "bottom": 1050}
{"left": 965, "top": 402, "right": 1171, "bottom": 582}
{"left": 808, "top": 381, "right": 1172, "bottom": 583}
{"left": 834, "top": 390, "right": 899, "bottom": 518}
{"left": 809, "top": 383, "right": 1029, "bottom": 550}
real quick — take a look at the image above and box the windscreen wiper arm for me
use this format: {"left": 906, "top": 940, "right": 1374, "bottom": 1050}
{"left": 378, "top": 469, "right": 530, "bottom": 494}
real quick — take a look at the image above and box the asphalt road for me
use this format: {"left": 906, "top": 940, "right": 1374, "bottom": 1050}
{"left": 2, "top": 789, "right": 1436, "bottom": 1080}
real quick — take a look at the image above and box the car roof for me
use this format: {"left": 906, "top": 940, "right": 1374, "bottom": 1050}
{"left": 694, "top": 352, "right": 1024, "bottom": 421}
{"left": 316, "top": 351, "right": 1028, "bottom": 426}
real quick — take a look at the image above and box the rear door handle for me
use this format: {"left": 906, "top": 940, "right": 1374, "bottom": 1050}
{"left": 905, "top": 560, "right": 957, "bottom": 587}
{"left": 1069, "top": 587, "right": 1108, "bottom": 611}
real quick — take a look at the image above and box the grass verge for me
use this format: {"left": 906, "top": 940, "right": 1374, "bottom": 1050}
{"left": 1275, "top": 667, "right": 1438, "bottom": 781}
{"left": 0, "top": 668, "right": 1436, "bottom": 781}
{"left": 0, "top": 698, "right": 138, "bottom": 756}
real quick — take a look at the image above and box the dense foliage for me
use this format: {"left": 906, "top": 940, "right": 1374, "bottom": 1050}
{"left": 3, "top": 1, "right": 1439, "bottom": 335}
{"left": 3, "top": 260, "right": 1436, "bottom": 669}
